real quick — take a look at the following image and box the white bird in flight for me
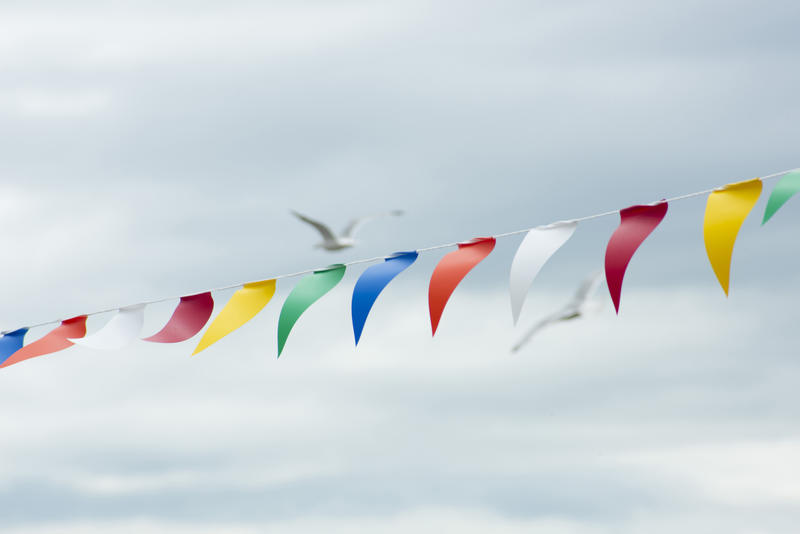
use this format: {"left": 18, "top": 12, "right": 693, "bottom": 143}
{"left": 511, "top": 271, "right": 604, "bottom": 353}
{"left": 291, "top": 209, "right": 404, "bottom": 251}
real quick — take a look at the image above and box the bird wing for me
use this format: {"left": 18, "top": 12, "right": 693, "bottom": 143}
{"left": 566, "top": 270, "right": 603, "bottom": 310}
{"left": 511, "top": 308, "right": 583, "bottom": 353}
{"left": 341, "top": 210, "right": 404, "bottom": 238}
{"left": 512, "top": 271, "right": 602, "bottom": 353}
{"left": 291, "top": 211, "right": 337, "bottom": 243}
{"left": 511, "top": 313, "right": 560, "bottom": 352}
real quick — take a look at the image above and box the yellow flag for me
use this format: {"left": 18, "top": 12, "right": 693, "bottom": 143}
{"left": 703, "top": 179, "right": 762, "bottom": 295}
{"left": 192, "top": 279, "right": 276, "bottom": 354}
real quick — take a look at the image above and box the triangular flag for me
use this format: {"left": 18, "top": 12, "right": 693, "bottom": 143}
{"left": 278, "top": 265, "right": 346, "bottom": 356}
{"left": 703, "top": 179, "right": 762, "bottom": 295}
{"left": 429, "top": 237, "right": 495, "bottom": 336}
{"left": 193, "top": 280, "right": 276, "bottom": 355}
{"left": 763, "top": 170, "right": 800, "bottom": 224}
{"left": 352, "top": 252, "right": 417, "bottom": 345}
{"left": 509, "top": 221, "right": 577, "bottom": 324}
{"left": 0, "top": 329, "right": 27, "bottom": 366}
{"left": 604, "top": 202, "right": 668, "bottom": 313}
{"left": 70, "top": 305, "right": 145, "bottom": 350}
{"left": 143, "top": 293, "right": 214, "bottom": 343}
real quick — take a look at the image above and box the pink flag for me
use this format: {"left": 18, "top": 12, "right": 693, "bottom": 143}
{"left": 604, "top": 202, "right": 668, "bottom": 313}
{"left": 143, "top": 293, "right": 214, "bottom": 343}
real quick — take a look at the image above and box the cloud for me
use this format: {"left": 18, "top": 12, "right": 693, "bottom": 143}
{"left": 0, "top": 88, "right": 111, "bottom": 118}
{"left": 0, "top": 0, "right": 799, "bottom": 532}
{"left": 1, "top": 287, "right": 799, "bottom": 532}
{"left": 0, "top": 2, "right": 419, "bottom": 69}
{"left": 0, "top": 511, "right": 612, "bottom": 534}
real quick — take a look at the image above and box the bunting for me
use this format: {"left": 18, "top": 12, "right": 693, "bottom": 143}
{"left": 604, "top": 202, "right": 668, "bottom": 313}
{"left": 0, "top": 329, "right": 27, "bottom": 366}
{"left": 278, "top": 265, "right": 346, "bottom": 356}
{"left": 143, "top": 293, "right": 214, "bottom": 343}
{"left": 193, "top": 280, "right": 276, "bottom": 355}
{"left": 428, "top": 237, "right": 495, "bottom": 336}
{"left": 352, "top": 252, "right": 417, "bottom": 345}
{"left": 70, "top": 305, "right": 145, "bottom": 350}
{"left": 763, "top": 170, "right": 800, "bottom": 225}
{"left": 703, "top": 179, "right": 762, "bottom": 295}
{"left": 509, "top": 222, "right": 577, "bottom": 324}
{"left": 0, "top": 167, "right": 796, "bottom": 368}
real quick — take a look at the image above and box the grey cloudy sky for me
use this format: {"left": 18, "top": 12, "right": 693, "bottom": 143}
{"left": 0, "top": 1, "right": 799, "bottom": 532}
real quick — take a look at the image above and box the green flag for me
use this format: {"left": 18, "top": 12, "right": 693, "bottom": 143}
{"left": 763, "top": 170, "right": 800, "bottom": 225}
{"left": 277, "top": 264, "right": 346, "bottom": 356}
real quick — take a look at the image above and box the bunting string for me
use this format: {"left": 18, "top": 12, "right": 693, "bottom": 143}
{"left": 2, "top": 167, "right": 797, "bottom": 356}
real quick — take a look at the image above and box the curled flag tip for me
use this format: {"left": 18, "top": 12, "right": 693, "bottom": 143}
{"left": 193, "top": 280, "right": 275, "bottom": 355}
{"left": 352, "top": 251, "right": 418, "bottom": 346}
{"left": 143, "top": 292, "right": 214, "bottom": 343}
{"left": 509, "top": 221, "right": 577, "bottom": 325}
{"left": 763, "top": 170, "right": 800, "bottom": 225}
{"left": 70, "top": 305, "right": 145, "bottom": 350}
{"left": 278, "top": 264, "right": 346, "bottom": 357}
{"left": 604, "top": 202, "right": 668, "bottom": 314}
{"left": 429, "top": 237, "right": 496, "bottom": 336}
{"left": 0, "top": 329, "right": 27, "bottom": 366}
{"left": 703, "top": 178, "right": 762, "bottom": 296}
{"left": 0, "top": 316, "right": 87, "bottom": 369}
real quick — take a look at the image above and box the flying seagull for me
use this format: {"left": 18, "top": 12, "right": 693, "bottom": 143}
{"left": 511, "top": 271, "right": 604, "bottom": 353}
{"left": 291, "top": 210, "right": 404, "bottom": 251}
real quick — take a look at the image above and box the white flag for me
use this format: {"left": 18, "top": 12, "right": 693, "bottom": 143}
{"left": 70, "top": 305, "right": 145, "bottom": 350}
{"left": 509, "top": 221, "right": 578, "bottom": 324}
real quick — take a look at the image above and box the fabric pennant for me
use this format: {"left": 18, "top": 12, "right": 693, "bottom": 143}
{"left": 70, "top": 305, "right": 145, "bottom": 350}
{"left": 352, "top": 251, "right": 418, "bottom": 345}
{"left": 763, "top": 170, "right": 800, "bottom": 225}
{"left": 703, "top": 178, "right": 762, "bottom": 295}
{"left": 605, "top": 202, "right": 668, "bottom": 313}
{"left": 143, "top": 292, "right": 214, "bottom": 343}
{"left": 278, "top": 264, "right": 346, "bottom": 356}
{"left": 509, "top": 221, "right": 577, "bottom": 324}
{"left": 0, "top": 316, "right": 87, "bottom": 369}
{"left": 193, "top": 280, "right": 276, "bottom": 355}
{"left": 0, "top": 329, "right": 28, "bottom": 366}
{"left": 429, "top": 237, "right": 496, "bottom": 336}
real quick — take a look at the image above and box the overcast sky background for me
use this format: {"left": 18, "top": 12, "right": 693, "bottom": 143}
{"left": 0, "top": 1, "right": 799, "bottom": 532}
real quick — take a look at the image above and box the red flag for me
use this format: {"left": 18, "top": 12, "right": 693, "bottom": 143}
{"left": 0, "top": 316, "right": 88, "bottom": 368}
{"left": 604, "top": 202, "right": 668, "bottom": 313}
{"left": 429, "top": 237, "right": 496, "bottom": 335}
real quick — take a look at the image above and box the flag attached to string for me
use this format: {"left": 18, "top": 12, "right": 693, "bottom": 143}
{"left": 193, "top": 280, "right": 276, "bottom": 354}
{"left": 351, "top": 252, "right": 417, "bottom": 346}
{"left": 763, "top": 170, "right": 800, "bottom": 225}
{"left": 703, "top": 179, "right": 762, "bottom": 295}
{"left": 429, "top": 237, "right": 495, "bottom": 336}
{"left": 509, "top": 221, "right": 577, "bottom": 324}
{"left": 143, "top": 293, "right": 214, "bottom": 343}
{"left": 604, "top": 202, "right": 668, "bottom": 313}
{"left": 70, "top": 305, "right": 145, "bottom": 350}
{"left": 278, "top": 265, "right": 346, "bottom": 356}
{"left": 0, "top": 329, "right": 27, "bottom": 366}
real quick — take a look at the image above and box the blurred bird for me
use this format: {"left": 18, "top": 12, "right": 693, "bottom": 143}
{"left": 291, "top": 210, "right": 404, "bottom": 251}
{"left": 511, "top": 271, "right": 604, "bottom": 353}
